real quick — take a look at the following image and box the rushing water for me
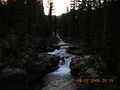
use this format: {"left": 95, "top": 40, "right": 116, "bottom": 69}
{"left": 35, "top": 35, "right": 77, "bottom": 90}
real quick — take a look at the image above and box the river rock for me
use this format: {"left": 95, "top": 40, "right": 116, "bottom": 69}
{"left": 46, "top": 45, "right": 60, "bottom": 52}
{"left": 67, "top": 45, "right": 85, "bottom": 55}
{"left": 58, "top": 41, "right": 70, "bottom": 46}
{"left": 70, "top": 55, "right": 106, "bottom": 78}
{"left": 25, "top": 53, "right": 60, "bottom": 75}
{"left": 0, "top": 53, "right": 60, "bottom": 88}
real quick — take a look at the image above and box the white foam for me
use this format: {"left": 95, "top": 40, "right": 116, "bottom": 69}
{"left": 48, "top": 34, "right": 75, "bottom": 76}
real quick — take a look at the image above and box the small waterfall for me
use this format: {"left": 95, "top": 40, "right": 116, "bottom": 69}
{"left": 40, "top": 34, "right": 77, "bottom": 90}
{"left": 50, "top": 55, "right": 74, "bottom": 75}
{"left": 56, "top": 33, "right": 63, "bottom": 42}
{"left": 48, "top": 34, "right": 75, "bottom": 75}
{"left": 64, "top": 56, "right": 74, "bottom": 68}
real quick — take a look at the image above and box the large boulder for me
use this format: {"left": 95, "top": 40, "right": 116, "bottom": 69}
{"left": 67, "top": 46, "right": 81, "bottom": 55}
{"left": 0, "top": 53, "right": 60, "bottom": 88}
{"left": 24, "top": 53, "right": 60, "bottom": 76}
{"left": 67, "top": 43, "right": 96, "bottom": 55}
{"left": 70, "top": 55, "right": 118, "bottom": 90}
{"left": 67, "top": 44, "right": 86, "bottom": 55}
{"left": 70, "top": 55, "right": 106, "bottom": 78}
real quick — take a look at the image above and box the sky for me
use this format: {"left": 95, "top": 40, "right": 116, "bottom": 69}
{"left": 43, "top": 0, "right": 70, "bottom": 16}
{"left": 1, "top": 0, "right": 7, "bottom": 3}
{"left": 1, "top": 0, "right": 70, "bottom": 16}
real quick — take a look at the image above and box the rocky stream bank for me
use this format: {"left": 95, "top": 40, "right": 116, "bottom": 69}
{"left": 0, "top": 52, "right": 60, "bottom": 90}
{"left": 68, "top": 44, "right": 120, "bottom": 90}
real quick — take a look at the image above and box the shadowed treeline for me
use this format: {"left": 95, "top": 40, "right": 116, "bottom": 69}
{"left": 60, "top": 0, "right": 120, "bottom": 81}
{"left": 0, "top": 0, "right": 59, "bottom": 89}
{"left": 0, "top": 0, "right": 58, "bottom": 59}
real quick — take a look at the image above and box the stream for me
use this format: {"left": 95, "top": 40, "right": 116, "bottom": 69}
{"left": 35, "top": 35, "right": 77, "bottom": 90}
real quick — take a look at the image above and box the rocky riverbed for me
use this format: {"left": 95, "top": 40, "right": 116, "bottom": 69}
{"left": 0, "top": 39, "right": 119, "bottom": 90}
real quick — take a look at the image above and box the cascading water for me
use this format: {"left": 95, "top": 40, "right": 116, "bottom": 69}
{"left": 49, "top": 45, "right": 75, "bottom": 75}
{"left": 56, "top": 33, "right": 63, "bottom": 42}
{"left": 36, "top": 34, "right": 77, "bottom": 90}
{"left": 48, "top": 34, "right": 75, "bottom": 75}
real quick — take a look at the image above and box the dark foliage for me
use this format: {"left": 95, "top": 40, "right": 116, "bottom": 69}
{"left": 0, "top": 0, "right": 58, "bottom": 73}
{"left": 59, "top": 0, "right": 120, "bottom": 80}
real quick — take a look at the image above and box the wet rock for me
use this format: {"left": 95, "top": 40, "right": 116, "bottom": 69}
{"left": 85, "top": 68, "right": 98, "bottom": 77}
{"left": 23, "top": 53, "right": 60, "bottom": 80}
{"left": 46, "top": 45, "right": 60, "bottom": 52}
{"left": 58, "top": 42, "right": 70, "bottom": 46}
{"left": 70, "top": 55, "right": 106, "bottom": 78}
{"left": 0, "top": 53, "right": 60, "bottom": 87}
{"left": 60, "top": 53, "right": 74, "bottom": 59}
{"left": 67, "top": 45, "right": 85, "bottom": 55}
